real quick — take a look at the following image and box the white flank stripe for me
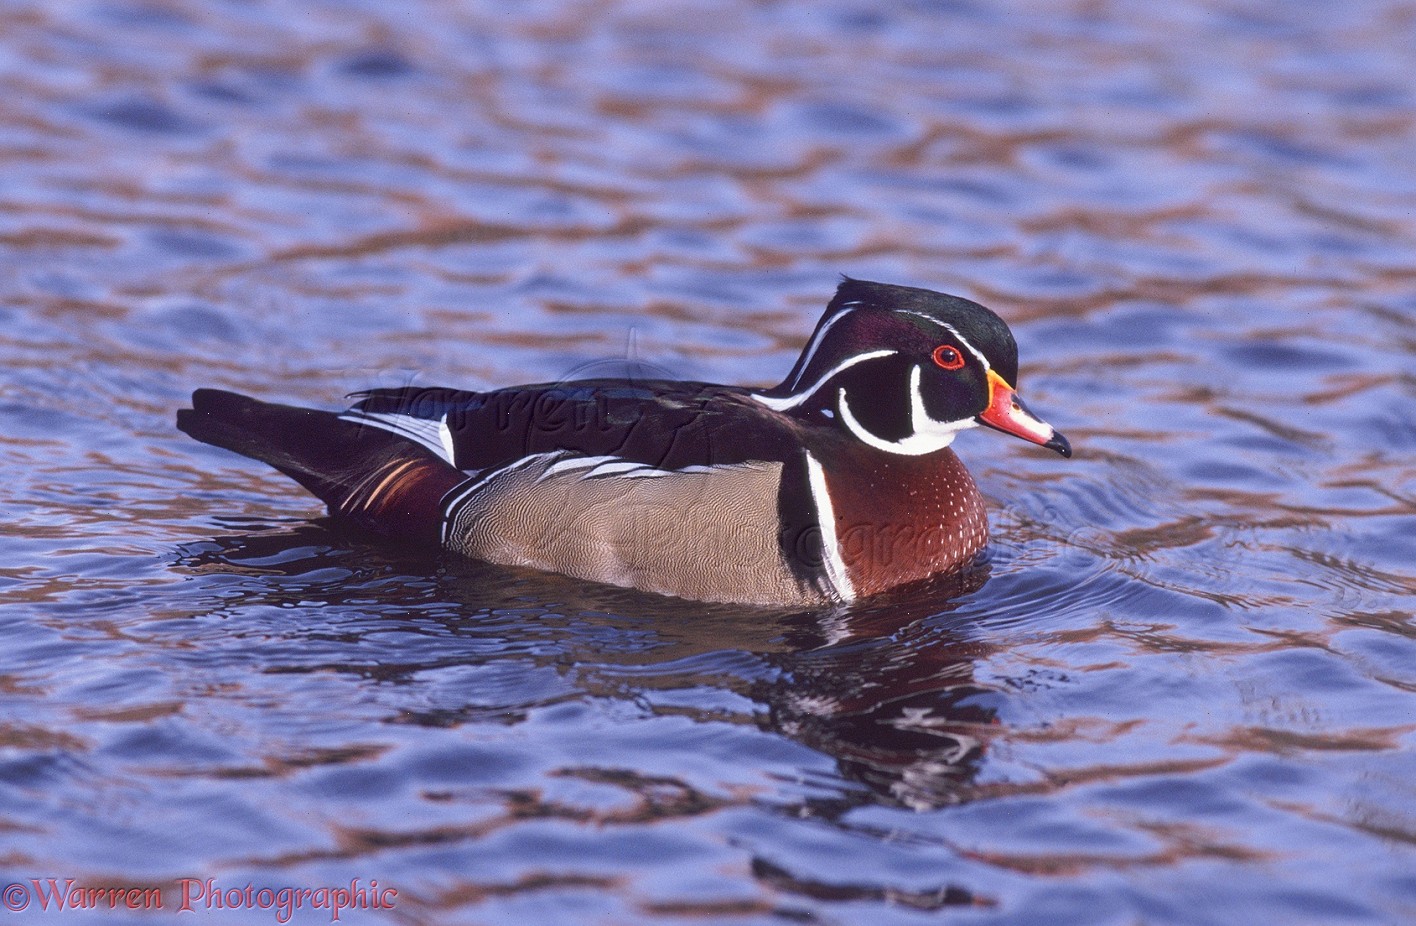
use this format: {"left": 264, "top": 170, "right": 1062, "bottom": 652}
{"left": 539, "top": 455, "right": 616, "bottom": 479}
{"left": 586, "top": 460, "right": 650, "bottom": 478}
{"left": 804, "top": 451, "right": 854, "bottom": 602}
{"left": 537, "top": 455, "right": 743, "bottom": 481}
{"left": 441, "top": 452, "right": 563, "bottom": 542}
{"left": 754, "top": 349, "right": 897, "bottom": 411}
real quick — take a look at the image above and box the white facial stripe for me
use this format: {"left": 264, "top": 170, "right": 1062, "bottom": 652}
{"left": 790, "top": 301, "right": 861, "bottom": 388}
{"left": 837, "top": 365, "right": 978, "bottom": 456}
{"left": 892, "top": 310, "right": 992, "bottom": 373}
{"left": 803, "top": 451, "right": 855, "bottom": 602}
{"left": 754, "top": 349, "right": 897, "bottom": 411}
{"left": 934, "top": 322, "right": 991, "bottom": 371}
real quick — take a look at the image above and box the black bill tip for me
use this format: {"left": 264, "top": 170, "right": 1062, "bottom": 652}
{"left": 1044, "top": 430, "right": 1072, "bottom": 458}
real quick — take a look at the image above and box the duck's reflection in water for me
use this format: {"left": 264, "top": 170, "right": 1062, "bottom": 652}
{"left": 757, "top": 571, "right": 998, "bottom": 811}
{"left": 178, "top": 523, "right": 1001, "bottom": 812}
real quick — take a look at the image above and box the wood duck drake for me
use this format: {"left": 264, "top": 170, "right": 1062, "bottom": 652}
{"left": 178, "top": 279, "right": 1070, "bottom": 606}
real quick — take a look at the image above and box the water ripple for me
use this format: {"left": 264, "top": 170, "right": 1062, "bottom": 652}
{"left": 2, "top": 1, "right": 1415, "bottom": 923}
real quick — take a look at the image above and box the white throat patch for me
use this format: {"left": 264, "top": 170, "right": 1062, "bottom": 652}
{"left": 837, "top": 364, "right": 977, "bottom": 456}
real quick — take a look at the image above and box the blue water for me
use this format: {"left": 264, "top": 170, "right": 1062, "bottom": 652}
{"left": 0, "top": 1, "right": 1413, "bottom": 923}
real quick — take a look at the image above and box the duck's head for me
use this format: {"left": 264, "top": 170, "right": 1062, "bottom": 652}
{"left": 757, "top": 278, "right": 1071, "bottom": 458}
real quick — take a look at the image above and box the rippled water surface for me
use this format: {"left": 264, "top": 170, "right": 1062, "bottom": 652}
{"left": 2, "top": 1, "right": 1414, "bottom": 923}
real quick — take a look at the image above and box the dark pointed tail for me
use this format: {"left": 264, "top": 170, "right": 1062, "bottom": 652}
{"left": 177, "top": 389, "right": 466, "bottom": 546}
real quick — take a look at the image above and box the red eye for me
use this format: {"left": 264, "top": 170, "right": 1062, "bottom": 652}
{"left": 932, "top": 345, "right": 965, "bottom": 370}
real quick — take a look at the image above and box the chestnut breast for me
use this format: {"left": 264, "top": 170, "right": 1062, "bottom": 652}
{"left": 819, "top": 445, "right": 988, "bottom": 597}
